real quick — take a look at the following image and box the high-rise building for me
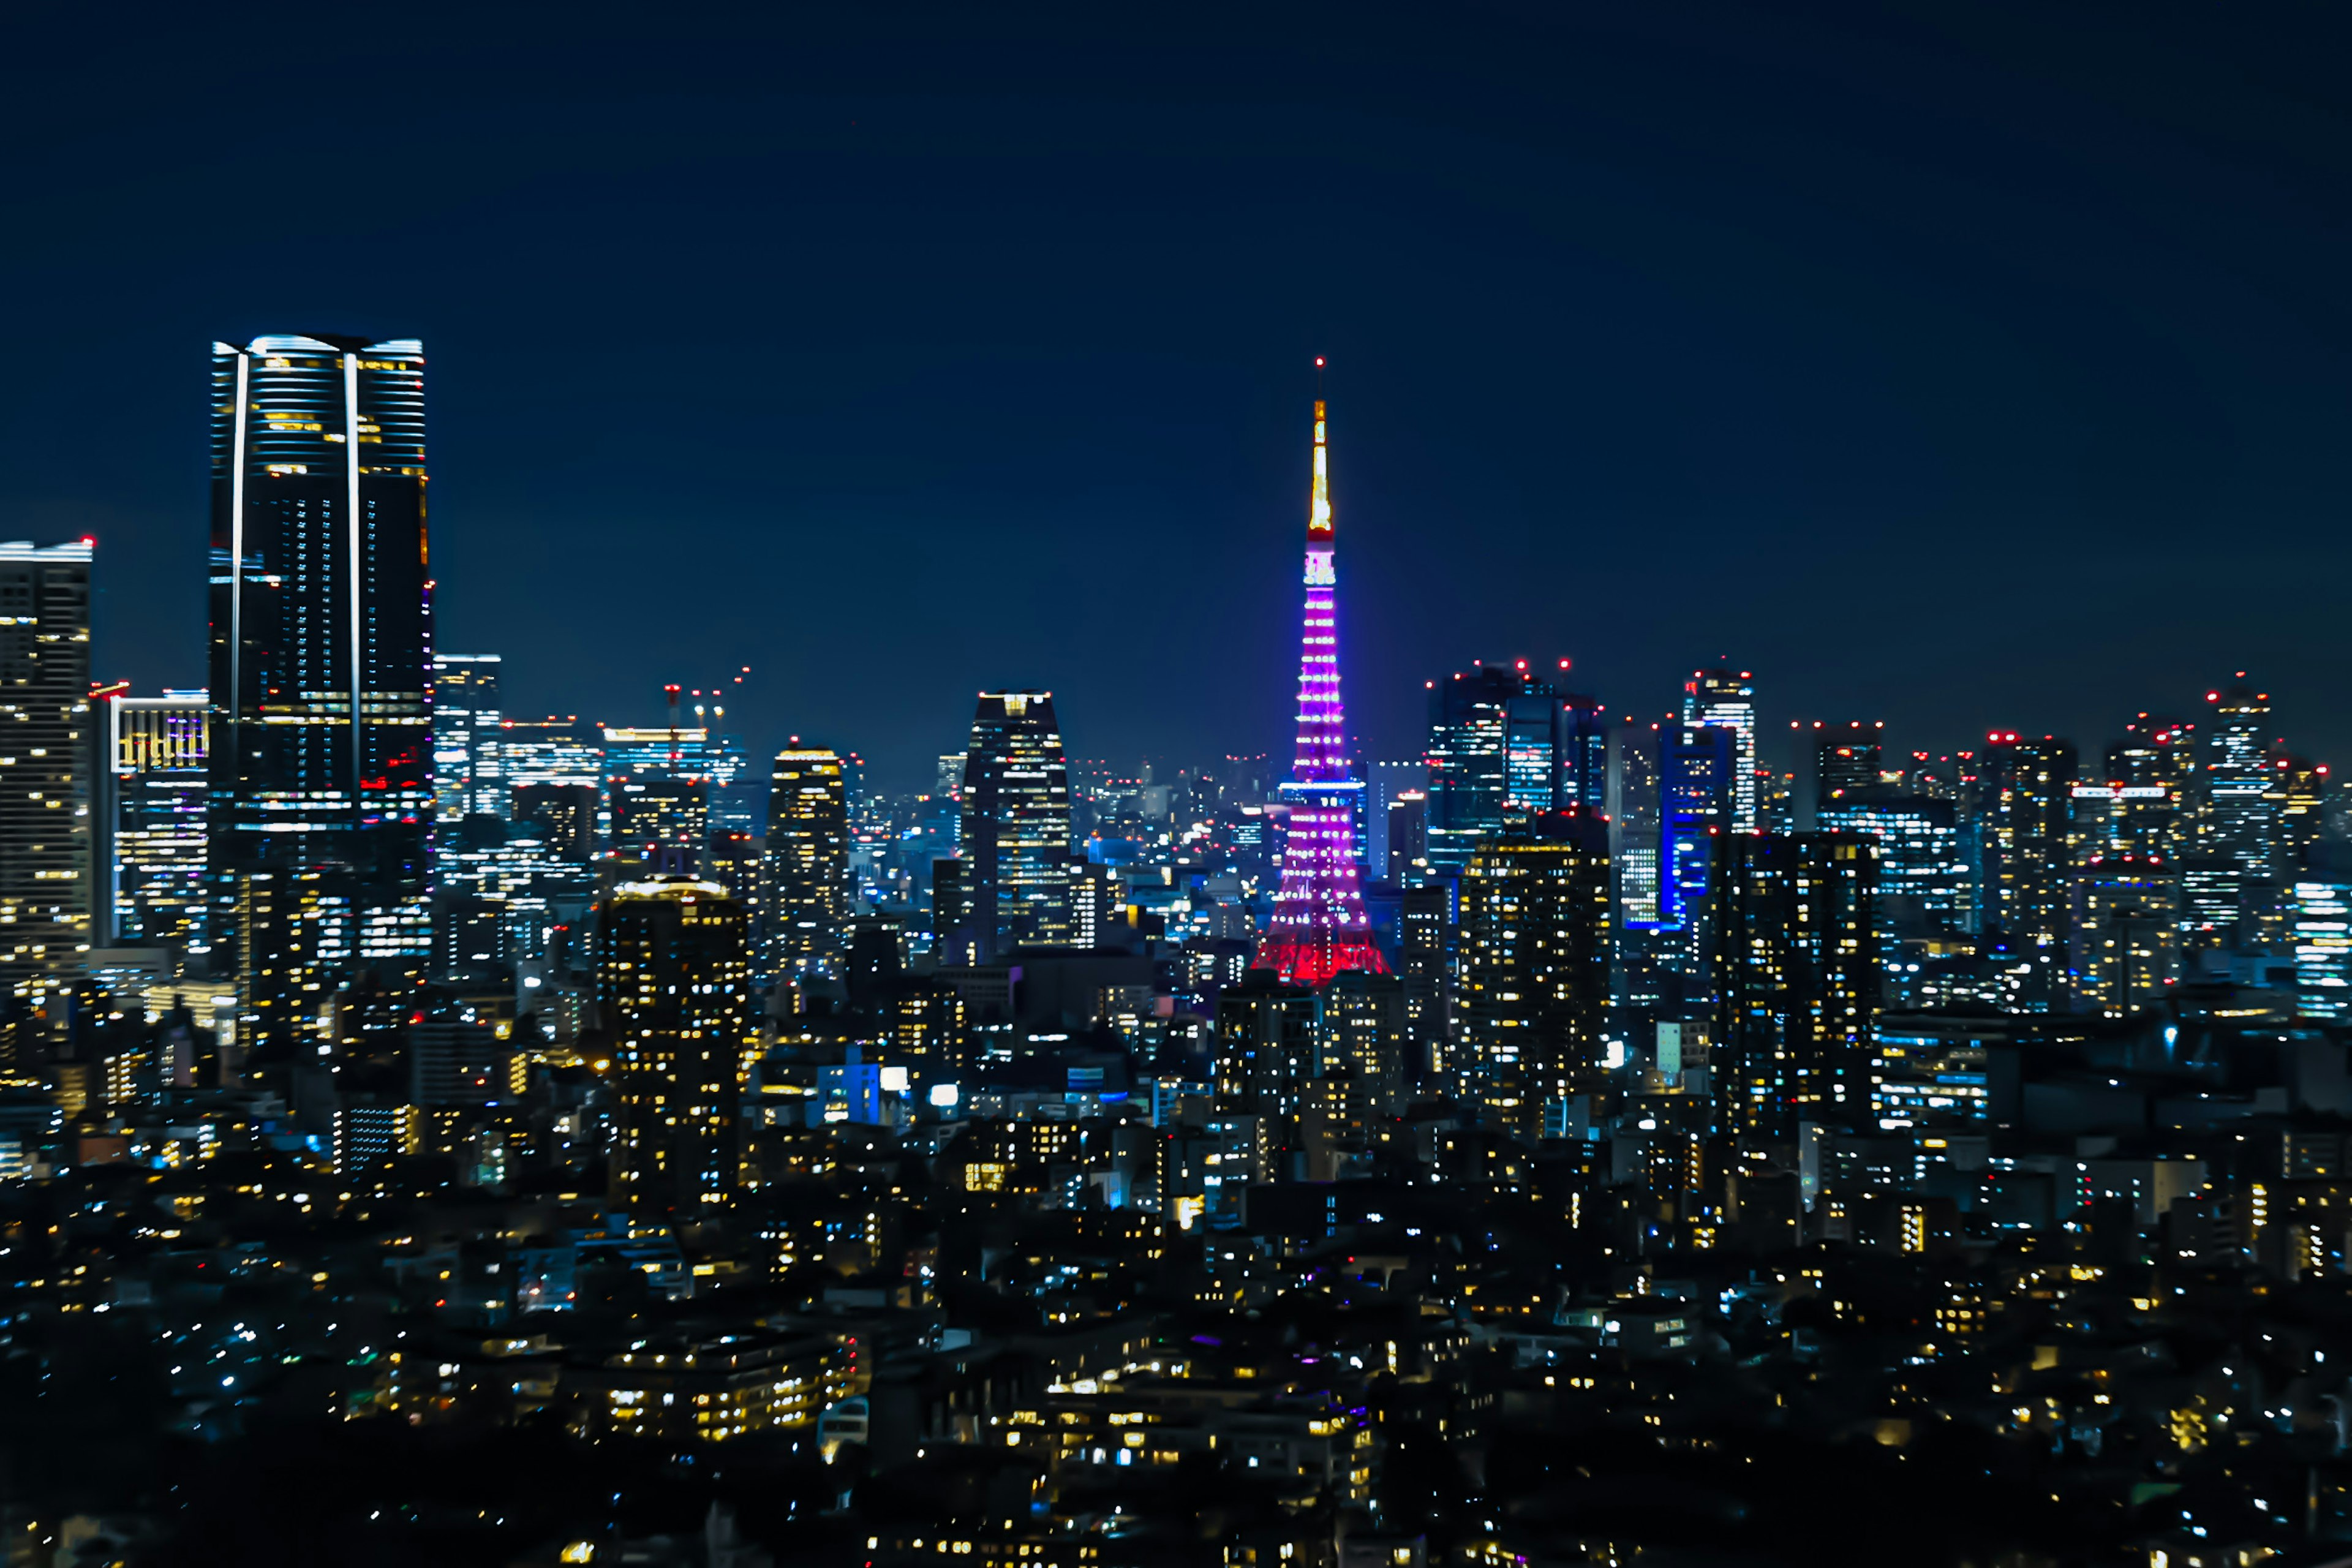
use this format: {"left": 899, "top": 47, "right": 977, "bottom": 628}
{"left": 0, "top": 540, "right": 92, "bottom": 998}
{"left": 2104, "top": 714, "right": 2196, "bottom": 859}
{"left": 1386, "top": 791, "right": 1430, "bottom": 882}
{"left": 1457, "top": 812, "right": 1611, "bottom": 1141}
{"left": 1614, "top": 723, "right": 1663, "bottom": 925}
{"left": 1317, "top": 970, "right": 1411, "bottom": 1118}
{"left": 2201, "top": 676, "right": 2276, "bottom": 877}
{"left": 1367, "top": 759, "right": 1426, "bottom": 880}
{"left": 1683, "top": 668, "right": 1758, "bottom": 833}
{"left": 1424, "top": 662, "right": 1602, "bottom": 872}
{"left": 602, "top": 873, "right": 753, "bottom": 1216}
{"left": 1714, "top": 832, "right": 1880, "bottom": 1139}
{"left": 2070, "top": 853, "right": 2180, "bottom": 1018}
{"left": 503, "top": 717, "right": 605, "bottom": 791}
{"left": 1254, "top": 384, "right": 1386, "bottom": 987}
{"left": 1652, "top": 722, "right": 1736, "bottom": 971}
{"left": 431, "top": 654, "right": 503, "bottom": 824}
{"left": 1397, "top": 881, "right": 1452, "bottom": 1082}
{"left": 2291, "top": 870, "right": 2352, "bottom": 1020}
{"left": 1817, "top": 793, "right": 1971, "bottom": 932}
{"left": 512, "top": 783, "right": 599, "bottom": 861}
{"left": 2272, "top": 756, "right": 2331, "bottom": 877}
{"left": 503, "top": 716, "right": 605, "bottom": 854}
{"left": 206, "top": 337, "right": 434, "bottom": 1025}
{"left": 95, "top": 691, "right": 209, "bottom": 950}
{"left": 1982, "top": 733, "right": 2077, "bottom": 1010}
{"left": 1558, "top": 694, "right": 1609, "bottom": 815}
{"left": 611, "top": 778, "right": 708, "bottom": 858}
{"left": 766, "top": 747, "right": 850, "bottom": 974}
{"left": 960, "top": 691, "right": 1074, "bottom": 954}
{"left": 1811, "top": 721, "right": 1885, "bottom": 814}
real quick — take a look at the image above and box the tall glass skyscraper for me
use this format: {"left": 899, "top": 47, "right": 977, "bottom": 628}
{"left": 2202, "top": 676, "right": 2275, "bottom": 875}
{"left": 960, "top": 691, "right": 1074, "bottom": 954}
{"left": 1425, "top": 662, "right": 1603, "bottom": 873}
{"left": 766, "top": 746, "right": 850, "bottom": 974}
{"left": 0, "top": 540, "right": 92, "bottom": 1001}
{"left": 431, "top": 654, "right": 503, "bottom": 823}
{"left": 1682, "top": 667, "right": 1757, "bottom": 833}
{"left": 206, "top": 336, "right": 435, "bottom": 1027}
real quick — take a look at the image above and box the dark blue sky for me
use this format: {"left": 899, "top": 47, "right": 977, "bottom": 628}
{"left": 9, "top": 2, "right": 2350, "bottom": 787}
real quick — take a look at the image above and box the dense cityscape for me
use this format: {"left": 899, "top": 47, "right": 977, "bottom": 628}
{"left": 0, "top": 333, "right": 2346, "bottom": 1568}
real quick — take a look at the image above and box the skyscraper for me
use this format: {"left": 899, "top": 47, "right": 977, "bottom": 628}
{"left": 1714, "top": 832, "right": 1880, "bottom": 1139}
{"left": 2070, "top": 853, "right": 2180, "bottom": 1017}
{"left": 0, "top": 540, "right": 92, "bottom": 998}
{"left": 2201, "top": 676, "right": 2276, "bottom": 876}
{"left": 1811, "top": 720, "right": 1885, "bottom": 814}
{"left": 766, "top": 746, "right": 850, "bottom": 974}
{"left": 1457, "top": 811, "right": 1611, "bottom": 1141}
{"left": 1423, "top": 662, "right": 1602, "bottom": 872}
{"left": 1982, "top": 733, "right": 2078, "bottom": 1009}
{"left": 1683, "top": 668, "right": 1757, "bottom": 833}
{"left": 207, "top": 336, "right": 434, "bottom": 1024}
{"left": 602, "top": 873, "right": 753, "bottom": 1216}
{"left": 94, "top": 690, "right": 209, "bottom": 951}
{"left": 1254, "top": 381, "right": 1387, "bottom": 987}
{"left": 431, "top": 654, "right": 503, "bottom": 823}
{"left": 960, "top": 691, "right": 1074, "bottom": 954}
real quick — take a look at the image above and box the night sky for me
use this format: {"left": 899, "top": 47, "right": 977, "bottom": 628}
{"left": 7, "top": 2, "right": 2350, "bottom": 788}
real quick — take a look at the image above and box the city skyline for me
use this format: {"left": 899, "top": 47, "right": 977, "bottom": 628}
{"left": 47, "top": 334, "right": 2347, "bottom": 799}
{"left": 10, "top": 6, "right": 2352, "bottom": 786}
{"left": 10, "top": 12, "right": 2352, "bottom": 1566}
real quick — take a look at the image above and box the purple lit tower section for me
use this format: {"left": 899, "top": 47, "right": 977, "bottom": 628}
{"left": 1254, "top": 372, "right": 1390, "bottom": 987}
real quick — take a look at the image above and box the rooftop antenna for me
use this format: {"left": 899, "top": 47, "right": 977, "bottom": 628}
{"left": 663, "top": 684, "right": 682, "bottom": 771}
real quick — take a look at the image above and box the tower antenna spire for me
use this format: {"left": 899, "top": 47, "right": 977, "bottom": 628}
{"left": 1253, "top": 363, "right": 1386, "bottom": 987}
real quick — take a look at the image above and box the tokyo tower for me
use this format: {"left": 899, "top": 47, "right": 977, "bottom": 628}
{"left": 1253, "top": 364, "right": 1390, "bottom": 987}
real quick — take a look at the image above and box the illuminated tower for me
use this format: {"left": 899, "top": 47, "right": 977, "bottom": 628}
{"left": 1254, "top": 372, "right": 1388, "bottom": 987}
{"left": 766, "top": 745, "right": 850, "bottom": 973}
{"left": 206, "top": 336, "right": 434, "bottom": 1022}
{"left": 1683, "top": 668, "right": 1757, "bottom": 833}
{"left": 960, "top": 690, "right": 1074, "bottom": 954}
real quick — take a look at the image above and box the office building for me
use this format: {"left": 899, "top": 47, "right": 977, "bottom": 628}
{"left": 1817, "top": 793, "right": 1971, "bottom": 933}
{"left": 1425, "top": 662, "right": 1602, "bottom": 872}
{"left": 766, "top": 746, "right": 850, "bottom": 974}
{"left": 206, "top": 336, "right": 434, "bottom": 1025}
{"left": 1812, "top": 720, "right": 1885, "bottom": 813}
{"left": 2291, "top": 873, "right": 2352, "bottom": 1020}
{"left": 603, "top": 873, "right": 753, "bottom": 1216}
{"left": 2070, "top": 854, "right": 2181, "bottom": 1018}
{"left": 1457, "top": 812, "right": 1611, "bottom": 1142}
{"left": 612, "top": 778, "right": 708, "bottom": 859}
{"left": 431, "top": 654, "right": 504, "bottom": 824}
{"left": 1714, "top": 832, "right": 1880, "bottom": 1139}
{"left": 1316, "top": 969, "right": 1410, "bottom": 1117}
{"left": 1683, "top": 668, "right": 1758, "bottom": 832}
{"left": 959, "top": 691, "right": 1074, "bottom": 954}
{"left": 1254, "top": 389, "right": 1386, "bottom": 987}
{"left": 1367, "top": 759, "right": 1425, "bottom": 880}
{"left": 512, "top": 783, "right": 599, "bottom": 861}
{"left": 2104, "top": 714, "right": 2196, "bottom": 858}
{"left": 95, "top": 690, "right": 208, "bottom": 952}
{"left": 0, "top": 540, "right": 92, "bottom": 1000}
{"left": 1982, "top": 733, "right": 2077, "bottom": 1011}
{"left": 503, "top": 717, "right": 605, "bottom": 791}
{"left": 2201, "top": 676, "right": 2276, "bottom": 876}
{"left": 1386, "top": 790, "right": 1429, "bottom": 883}
{"left": 1654, "top": 722, "right": 1736, "bottom": 948}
